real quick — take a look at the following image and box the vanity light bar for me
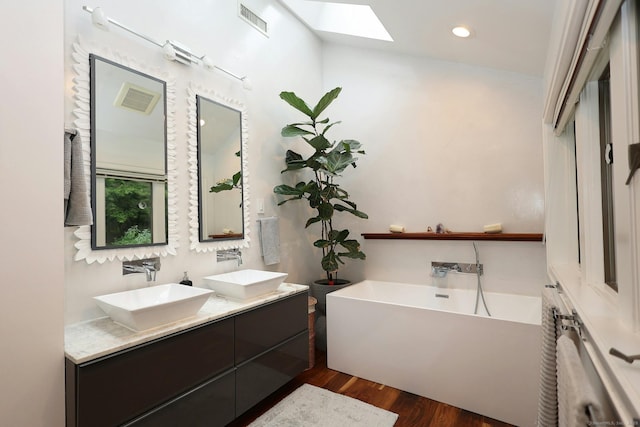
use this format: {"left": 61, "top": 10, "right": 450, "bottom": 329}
{"left": 81, "top": 6, "right": 251, "bottom": 89}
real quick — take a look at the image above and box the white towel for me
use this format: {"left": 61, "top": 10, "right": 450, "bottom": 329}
{"left": 64, "top": 131, "right": 93, "bottom": 226}
{"left": 537, "top": 287, "right": 563, "bottom": 427}
{"left": 258, "top": 217, "right": 280, "bottom": 265}
{"left": 557, "top": 335, "right": 601, "bottom": 427}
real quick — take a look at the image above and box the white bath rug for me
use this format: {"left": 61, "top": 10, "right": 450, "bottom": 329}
{"left": 248, "top": 383, "right": 398, "bottom": 427}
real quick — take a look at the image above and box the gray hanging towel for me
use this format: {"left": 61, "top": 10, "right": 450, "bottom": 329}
{"left": 258, "top": 217, "right": 280, "bottom": 265}
{"left": 64, "top": 131, "right": 93, "bottom": 226}
{"left": 556, "top": 334, "right": 602, "bottom": 427}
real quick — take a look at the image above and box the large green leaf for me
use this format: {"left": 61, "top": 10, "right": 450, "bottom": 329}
{"left": 281, "top": 125, "right": 314, "bottom": 137}
{"left": 334, "top": 204, "right": 369, "bottom": 219}
{"left": 311, "top": 87, "right": 342, "bottom": 120}
{"left": 280, "top": 91, "right": 313, "bottom": 117}
{"left": 321, "top": 251, "right": 340, "bottom": 272}
{"left": 334, "top": 139, "right": 363, "bottom": 153}
{"left": 321, "top": 121, "right": 342, "bottom": 136}
{"left": 209, "top": 181, "right": 234, "bottom": 193}
{"left": 232, "top": 171, "right": 242, "bottom": 186}
{"left": 328, "top": 229, "right": 349, "bottom": 243}
{"left": 305, "top": 152, "right": 326, "bottom": 171}
{"left": 313, "top": 239, "right": 331, "bottom": 248}
{"left": 308, "top": 191, "right": 322, "bottom": 208}
{"left": 286, "top": 150, "right": 304, "bottom": 163}
{"left": 281, "top": 162, "right": 306, "bottom": 173}
{"left": 289, "top": 121, "right": 314, "bottom": 127}
{"left": 308, "top": 135, "right": 332, "bottom": 151}
{"left": 281, "top": 150, "right": 306, "bottom": 173}
{"left": 336, "top": 199, "right": 356, "bottom": 209}
{"left": 306, "top": 216, "right": 322, "bottom": 228}
{"left": 334, "top": 187, "right": 349, "bottom": 199}
{"left": 339, "top": 239, "right": 361, "bottom": 252}
{"left": 317, "top": 203, "right": 334, "bottom": 220}
{"left": 320, "top": 185, "right": 338, "bottom": 202}
{"left": 338, "top": 250, "right": 366, "bottom": 260}
{"left": 324, "top": 151, "right": 356, "bottom": 175}
{"left": 273, "top": 184, "right": 304, "bottom": 196}
{"left": 277, "top": 196, "right": 302, "bottom": 206}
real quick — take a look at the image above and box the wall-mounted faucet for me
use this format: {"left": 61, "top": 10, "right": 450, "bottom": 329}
{"left": 217, "top": 249, "right": 242, "bottom": 266}
{"left": 431, "top": 261, "right": 483, "bottom": 277}
{"left": 123, "top": 257, "right": 161, "bottom": 282}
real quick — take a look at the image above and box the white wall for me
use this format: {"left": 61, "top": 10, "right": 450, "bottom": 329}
{"left": 63, "top": 0, "right": 325, "bottom": 324}
{"left": 318, "top": 45, "right": 548, "bottom": 295}
{"left": 0, "top": 1, "right": 65, "bottom": 426}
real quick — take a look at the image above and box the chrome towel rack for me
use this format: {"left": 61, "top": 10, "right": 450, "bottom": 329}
{"left": 553, "top": 307, "right": 584, "bottom": 337}
{"left": 546, "top": 282, "right": 585, "bottom": 338}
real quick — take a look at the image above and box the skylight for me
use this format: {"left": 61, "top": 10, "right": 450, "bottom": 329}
{"left": 281, "top": 0, "right": 393, "bottom": 42}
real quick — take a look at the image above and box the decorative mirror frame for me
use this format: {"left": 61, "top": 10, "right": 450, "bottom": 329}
{"left": 71, "top": 36, "right": 179, "bottom": 263}
{"left": 187, "top": 83, "right": 250, "bottom": 253}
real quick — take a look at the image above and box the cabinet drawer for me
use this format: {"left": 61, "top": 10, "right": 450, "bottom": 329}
{"left": 69, "top": 318, "right": 234, "bottom": 427}
{"left": 125, "top": 370, "right": 235, "bottom": 427}
{"left": 236, "top": 331, "right": 309, "bottom": 416}
{"left": 235, "top": 293, "right": 307, "bottom": 364}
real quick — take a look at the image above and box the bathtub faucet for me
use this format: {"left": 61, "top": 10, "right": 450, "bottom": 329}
{"left": 431, "top": 261, "right": 482, "bottom": 277}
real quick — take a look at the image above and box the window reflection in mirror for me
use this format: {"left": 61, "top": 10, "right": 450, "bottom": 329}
{"left": 90, "top": 54, "right": 168, "bottom": 249}
{"left": 197, "top": 95, "right": 244, "bottom": 242}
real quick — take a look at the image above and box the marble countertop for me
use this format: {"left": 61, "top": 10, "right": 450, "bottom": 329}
{"left": 65, "top": 283, "right": 308, "bottom": 364}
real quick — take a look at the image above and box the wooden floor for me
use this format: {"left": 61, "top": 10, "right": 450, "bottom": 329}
{"left": 228, "top": 350, "right": 514, "bottom": 427}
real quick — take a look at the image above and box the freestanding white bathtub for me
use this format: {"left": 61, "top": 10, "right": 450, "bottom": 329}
{"left": 327, "top": 280, "right": 541, "bottom": 427}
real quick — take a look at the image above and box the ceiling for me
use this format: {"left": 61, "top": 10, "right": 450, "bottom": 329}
{"left": 279, "top": 0, "right": 558, "bottom": 77}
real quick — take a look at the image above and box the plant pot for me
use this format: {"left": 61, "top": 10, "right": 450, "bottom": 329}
{"left": 309, "top": 279, "right": 352, "bottom": 316}
{"left": 309, "top": 279, "right": 352, "bottom": 352}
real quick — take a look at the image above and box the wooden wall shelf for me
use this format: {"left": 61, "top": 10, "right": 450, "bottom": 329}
{"left": 208, "top": 233, "right": 243, "bottom": 239}
{"left": 361, "top": 232, "right": 543, "bottom": 242}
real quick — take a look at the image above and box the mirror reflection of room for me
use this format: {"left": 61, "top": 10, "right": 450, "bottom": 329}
{"left": 90, "top": 55, "right": 168, "bottom": 249}
{"left": 197, "top": 95, "right": 243, "bottom": 242}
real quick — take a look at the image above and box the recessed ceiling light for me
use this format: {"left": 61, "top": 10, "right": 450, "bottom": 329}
{"left": 452, "top": 26, "right": 471, "bottom": 38}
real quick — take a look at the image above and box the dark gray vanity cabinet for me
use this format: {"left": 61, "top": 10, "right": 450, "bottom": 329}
{"left": 66, "top": 318, "right": 234, "bottom": 427}
{"left": 66, "top": 292, "right": 308, "bottom": 427}
{"left": 125, "top": 370, "right": 236, "bottom": 427}
{"left": 235, "top": 292, "right": 309, "bottom": 416}
{"left": 236, "top": 333, "right": 308, "bottom": 416}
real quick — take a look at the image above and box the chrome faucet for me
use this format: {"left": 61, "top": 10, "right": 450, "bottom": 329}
{"left": 217, "top": 248, "right": 242, "bottom": 266}
{"left": 123, "top": 257, "right": 161, "bottom": 282}
{"left": 431, "top": 261, "right": 482, "bottom": 277}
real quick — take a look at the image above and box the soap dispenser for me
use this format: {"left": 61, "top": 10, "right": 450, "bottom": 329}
{"left": 179, "top": 271, "right": 193, "bottom": 286}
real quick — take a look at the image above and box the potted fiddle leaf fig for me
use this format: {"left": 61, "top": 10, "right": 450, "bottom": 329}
{"left": 274, "top": 87, "right": 368, "bottom": 318}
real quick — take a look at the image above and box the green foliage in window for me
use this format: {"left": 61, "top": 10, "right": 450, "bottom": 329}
{"left": 105, "top": 178, "right": 152, "bottom": 245}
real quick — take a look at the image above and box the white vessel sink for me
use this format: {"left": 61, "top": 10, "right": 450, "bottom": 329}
{"left": 93, "top": 284, "right": 213, "bottom": 331}
{"left": 203, "top": 269, "right": 288, "bottom": 300}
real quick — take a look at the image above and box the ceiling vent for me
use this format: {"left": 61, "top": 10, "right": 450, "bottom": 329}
{"left": 114, "top": 82, "right": 161, "bottom": 115}
{"left": 239, "top": 3, "right": 268, "bottom": 36}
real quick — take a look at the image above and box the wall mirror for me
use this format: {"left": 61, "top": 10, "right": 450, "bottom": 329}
{"left": 91, "top": 54, "right": 167, "bottom": 249}
{"left": 71, "top": 39, "right": 177, "bottom": 263}
{"left": 197, "top": 96, "right": 244, "bottom": 241}
{"left": 187, "top": 85, "right": 250, "bottom": 252}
